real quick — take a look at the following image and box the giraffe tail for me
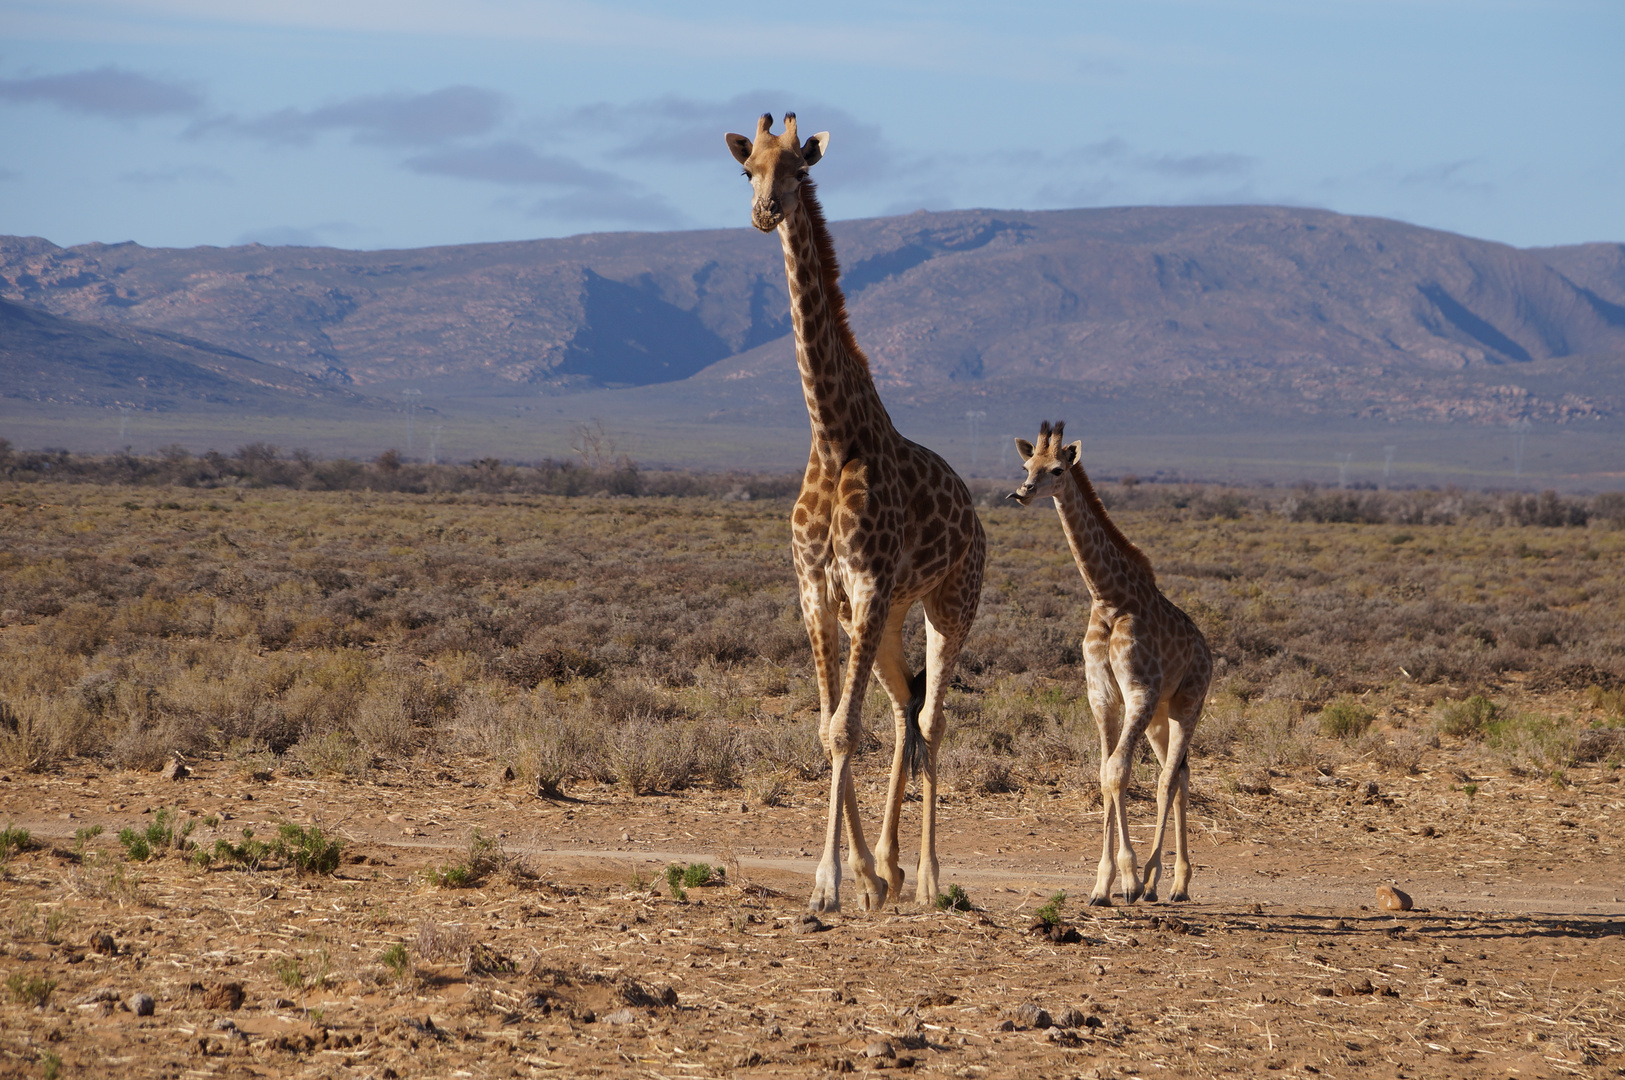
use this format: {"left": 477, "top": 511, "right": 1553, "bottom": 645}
{"left": 902, "top": 668, "right": 929, "bottom": 779}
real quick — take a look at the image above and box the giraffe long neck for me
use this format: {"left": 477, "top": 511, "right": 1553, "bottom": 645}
{"left": 777, "top": 184, "right": 893, "bottom": 460}
{"left": 1054, "top": 463, "right": 1156, "bottom": 611}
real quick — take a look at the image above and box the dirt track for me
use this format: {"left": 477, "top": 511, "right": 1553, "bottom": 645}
{"left": 2, "top": 749, "right": 1623, "bottom": 1080}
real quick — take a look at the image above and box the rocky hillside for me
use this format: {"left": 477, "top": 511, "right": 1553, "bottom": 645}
{"left": 2, "top": 206, "right": 1622, "bottom": 429}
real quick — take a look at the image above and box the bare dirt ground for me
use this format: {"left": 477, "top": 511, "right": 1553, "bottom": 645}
{"left": 2, "top": 737, "right": 1622, "bottom": 1080}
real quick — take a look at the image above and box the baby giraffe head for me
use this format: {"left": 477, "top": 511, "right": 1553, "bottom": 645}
{"left": 725, "top": 112, "right": 830, "bottom": 232}
{"left": 1008, "top": 420, "right": 1082, "bottom": 506}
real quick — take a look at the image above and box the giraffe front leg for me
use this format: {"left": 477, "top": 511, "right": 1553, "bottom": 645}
{"left": 1103, "top": 749, "right": 1145, "bottom": 903}
{"left": 1089, "top": 774, "right": 1118, "bottom": 906}
{"left": 809, "top": 753, "right": 848, "bottom": 914}
{"left": 872, "top": 613, "right": 915, "bottom": 905}
{"left": 841, "top": 764, "right": 887, "bottom": 911}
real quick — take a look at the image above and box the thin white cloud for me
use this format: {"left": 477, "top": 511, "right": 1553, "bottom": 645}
{"left": 234, "top": 221, "right": 360, "bottom": 246}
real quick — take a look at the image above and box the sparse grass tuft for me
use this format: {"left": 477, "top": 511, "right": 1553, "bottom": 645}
{"left": 5, "top": 971, "right": 57, "bottom": 1007}
{"left": 0, "top": 824, "right": 33, "bottom": 862}
{"left": 1033, "top": 891, "right": 1067, "bottom": 928}
{"left": 274, "top": 823, "right": 344, "bottom": 875}
{"left": 935, "top": 884, "right": 975, "bottom": 912}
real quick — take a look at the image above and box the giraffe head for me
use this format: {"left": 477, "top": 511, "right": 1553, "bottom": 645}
{"left": 725, "top": 112, "right": 830, "bottom": 232}
{"left": 1007, "top": 420, "right": 1083, "bottom": 506}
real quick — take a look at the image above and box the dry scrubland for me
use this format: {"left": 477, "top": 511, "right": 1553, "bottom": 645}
{"left": 2, "top": 452, "right": 1625, "bottom": 1079}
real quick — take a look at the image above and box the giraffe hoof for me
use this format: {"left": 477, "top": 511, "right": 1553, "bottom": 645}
{"left": 1169, "top": 891, "right": 1191, "bottom": 903}
{"left": 1086, "top": 894, "right": 1112, "bottom": 908}
{"left": 1143, "top": 889, "right": 1158, "bottom": 903}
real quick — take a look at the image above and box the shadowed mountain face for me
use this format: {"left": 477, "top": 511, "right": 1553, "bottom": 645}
{"left": 1, "top": 207, "right": 1622, "bottom": 431}
{"left": 0, "top": 295, "right": 367, "bottom": 412}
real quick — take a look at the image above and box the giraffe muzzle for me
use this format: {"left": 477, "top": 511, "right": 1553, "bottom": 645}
{"left": 751, "top": 196, "right": 784, "bottom": 231}
{"left": 1006, "top": 488, "right": 1034, "bottom": 506}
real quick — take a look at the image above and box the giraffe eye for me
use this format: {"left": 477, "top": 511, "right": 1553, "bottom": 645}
{"left": 1050, "top": 466, "right": 1063, "bottom": 476}
{"left": 795, "top": 168, "right": 809, "bottom": 180}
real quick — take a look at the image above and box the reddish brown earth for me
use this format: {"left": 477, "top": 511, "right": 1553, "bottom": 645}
{"left": 2, "top": 749, "right": 1622, "bottom": 1080}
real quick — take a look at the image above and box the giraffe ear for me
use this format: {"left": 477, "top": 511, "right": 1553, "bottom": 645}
{"left": 1060, "top": 440, "right": 1082, "bottom": 466}
{"left": 1014, "top": 438, "right": 1035, "bottom": 463}
{"left": 726, "top": 133, "right": 753, "bottom": 164}
{"left": 802, "top": 132, "right": 829, "bottom": 167}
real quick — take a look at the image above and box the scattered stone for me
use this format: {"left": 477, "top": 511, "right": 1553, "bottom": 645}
{"left": 619, "top": 979, "right": 678, "bottom": 1008}
{"left": 1089, "top": 963, "right": 1107, "bottom": 976}
{"left": 1048, "top": 1028, "right": 1086, "bottom": 1047}
{"left": 734, "top": 1050, "right": 764, "bottom": 1067}
{"left": 160, "top": 757, "right": 189, "bottom": 781}
{"left": 1237, "top": 770, "right": 1272, "bottom": 796}
{"left": 915, "top": 991, "right": 958, "bottom": 1008}
{"left": 130, "top": 993, "right": 155, "bottom": 1017}
{"left": 1312, "top": 987, "right": 1334, "bottom": 998}
{"left": 1376, "top": 885, "right": 1413, "bottom": 911}
{"left": 602, "top": 1008, "right": 638, "bottom": 1025}
{"left": 257, "top": 885, "right": 280, "bottom": 900}
{"left": 1013, "top": 1004, "right": 1053, "bottom": 1029}
{"left": 1377, "top": 984, "right": 1399, "bottom": 997}
{"left": 863, "top": 1040, "right": 895, "bottom": 1058}
{"left": 1053, "top": 1006, "right": 1088, "bottom": 1029}
{"left": 201, "top": 982, "right": 245, "bottom": 1010}
{"left": 1335, "top": 978, "right": 1375, "bottom": 997}
{"left": 994, "top": 1019, "right": 1015, "bottom": 1032}
{"left": 1419, "top": 825, "right": 1437, "bottom": 838}
{"left": 89, "top": 932, "right": 116, "bottom": 955}
{"left": 73, "top": 987, "right": 120, "bottom": 1007}
{"left": 793, "top": 912, "right": 827, "bottom": 935}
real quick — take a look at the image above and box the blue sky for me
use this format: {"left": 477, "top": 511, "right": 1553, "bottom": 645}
{"left": 1, "top": 0, "right": 1620, "bottom": 252}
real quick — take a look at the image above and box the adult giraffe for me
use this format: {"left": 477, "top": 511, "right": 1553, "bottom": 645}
{"left": 726, "top": 113, "right": 985, "bottom": 913}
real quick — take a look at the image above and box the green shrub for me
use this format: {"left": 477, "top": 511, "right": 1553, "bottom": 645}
{"left": 273, "top": 823, "right": 344, "bottom": 875}
{"left": 118, "top": 807, "right": 195, "bottom": 862}
{"left": 0, "top": 824, "right": 32, "bottom": 861}
{"left": 5, "top": 971, "right": 57, "bottom": 1007}
{"left": 381, "top": 942, "right": 410, "bottom": 981}
{"left": 1438, "top": 695, "right": 1500, "bottom": 738}
{"left": 1317, "top": 697, "right": 1376, "bottom": 741}
{"left": 935, "top": 884, "right": 975, "bottom": 912}
{"left": 1034, "top": 891, "right": 1067, "bottom": 928}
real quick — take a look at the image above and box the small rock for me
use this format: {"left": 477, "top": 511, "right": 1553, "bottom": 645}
{"left": 202, "top": 982, "right": 245, "bottom": 1011}
{"left": 863, "top": 1040, "right": 895, "bottom": 1058}
{"left": 1013, "top": 1004, "right": 1052, "bottom": 1029}
{"left": 89, "top": 932, "right": 117, "bottom": 955}
{"left": 160, "top": 757, "right": 189, "bottom": 781}
{"left": 915, "top": 991, "right": 957, "bottom": 1007}
{"left": 793, "top": 912, "right": 827, "bottom": 935}
{"left": 1419, "top": 825, "right": 1436, "bottom": 837}
{"left": 1053, "top": 1006, "right": 1087, "bottom": 1029}
{"left": 994, "top": 1019, "right": 1015, "bottom": 1032}
{"left": 1376, "top": 885, "right": 1413, "bottom": 911}
{"left": 130, "top": 993, "right": 156, "bottom": 1016}
{"left": 257, "top": 885, "right": 280, "bottom": 899}
{"left": 734, "top": 1050, "right": 764, "bottom": 1067}
{"left": 1048, "top": 1028, "right": 1085, "bottom": 1047}
{"left": 1312, "top": 986, "right": 1334, "bottom": 998}
{"left": 1089, "top": 963, "right": 1107, "bottom": 976}
{"left": 1362, "top": 780, "right": 1380, "bottom": 798}
{"left": 602, "top": 1008, "right": 638, "bottom": 1025}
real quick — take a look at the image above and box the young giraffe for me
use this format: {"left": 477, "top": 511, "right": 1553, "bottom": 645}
{"left": 1008, "top": 421, "right": 1211, "bottom": 904}
{"left": 726, "top": 113, "right": 986, "bottom": 913}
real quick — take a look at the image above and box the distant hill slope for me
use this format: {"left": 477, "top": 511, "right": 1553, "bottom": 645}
{"left": 0, "top": 295, "right": 372, "bottom": 412}
{"left": 2, "top": 206, "right": 1622, "bottom": 434}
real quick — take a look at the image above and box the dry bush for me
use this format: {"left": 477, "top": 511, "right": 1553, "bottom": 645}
{"left": 3, "top": 476, "right": 1621, "bottom": 788}
{"left": 1316, "top": 696, "right": 1376, "bottom": 741}
{"left": 606, "top": 716, "right": 694, "bottom": 795}
{"left": 1363, "top": 732, "right": 1424, "bottom": 774}
{"left": 940, "top": 747, "right": 1021, "bottom": 795}
{"left": 746, "top": 717, "right": 828, "bottom": 781}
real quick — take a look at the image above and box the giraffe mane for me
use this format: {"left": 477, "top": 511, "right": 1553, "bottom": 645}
{"left": 798, "top": 180, "right": 870, "bottom": 374}
{"left": 1039, "top": 420, "right": 1153, "bottom": 580}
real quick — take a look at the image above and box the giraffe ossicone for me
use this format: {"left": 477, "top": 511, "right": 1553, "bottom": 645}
{"left": 725, "top": 113, "right": 986, "bottom": 913}
{"left": 1009, "top": 421, "right": 1212, "bottom": 905}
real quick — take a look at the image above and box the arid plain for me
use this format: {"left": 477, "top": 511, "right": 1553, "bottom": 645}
{"left": 2, "top": 463, "right": 1623, "bottom": 1078}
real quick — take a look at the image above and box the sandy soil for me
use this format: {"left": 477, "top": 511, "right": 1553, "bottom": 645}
{"left": 2, "top": 750, "right": 1622, "bottom": 1080}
